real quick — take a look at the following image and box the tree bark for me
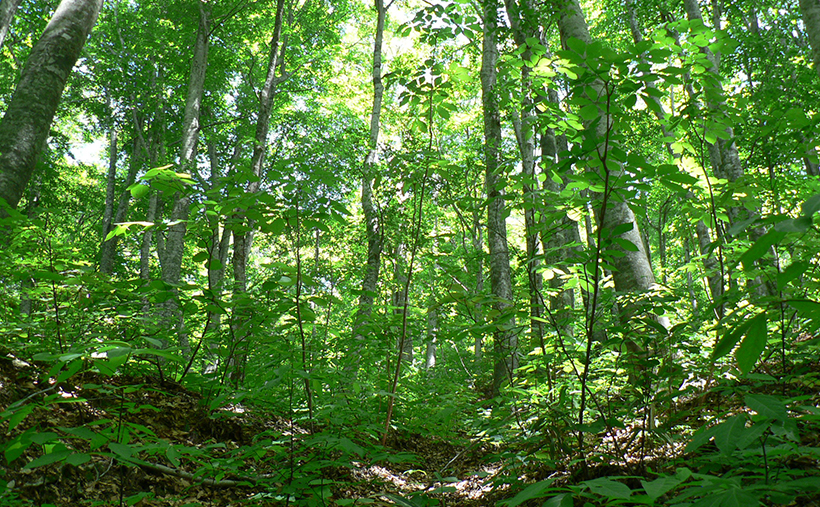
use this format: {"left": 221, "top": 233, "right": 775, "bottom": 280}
{"left": 482, "top": 0, "right": 519, "bottom": 396}
{"left": 349, "top": 0, "right": 387, "bottom": 375}
{"left": 504, "top": 0, "right": 546, "bottom": 365}
{"left": 800, "top": 0, "right": 820, "bottom": 78}
{"left": 0, "top": 0, "right": 102, "bottom": 212}
{"left": 156, "top": 1, "right": 209, "bottom": 355}
{"left": 0, "top": 0, "right": 23, "bottom": 53}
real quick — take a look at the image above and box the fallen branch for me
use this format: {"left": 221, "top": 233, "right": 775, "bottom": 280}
{"left": 138, "top": 461, "right": 278, "bottom": 488}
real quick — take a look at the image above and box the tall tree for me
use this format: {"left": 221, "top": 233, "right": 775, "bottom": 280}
{"left": 155, "top": 0, "right": 210, "bottom": 353}
{"left": 482, "top": 0, "right": 519, "bottom": 396}
{"left": 230, "top": 0, "right": 288, "bottom": 383}
{"left": 348, "top": 0, "right": 388, "bottom": 376}
{"left": 0, "top": 0, "right": 103, "bottom": 212}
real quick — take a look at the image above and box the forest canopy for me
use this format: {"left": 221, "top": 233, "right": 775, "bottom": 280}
{"left": 1, "top": 0, "right": 820, "bottom": 505}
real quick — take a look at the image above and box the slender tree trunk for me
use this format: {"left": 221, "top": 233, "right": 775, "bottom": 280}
{"left": 100, "top": 134, "right": 141, "bottom": 274}
{"left": 0, "top": 0, "right": 102, "bottom": 212}
{"left": 155, "top": 1, "right": 209, "bottom": 356}
{"left": 482, "top": 0, "right": 519, "bottom": 396}
{"left": 100, "top": 122, "right": 118, "bottom": 260}
{"left": 229, "top": 0, "right": 287, "bottom": 384}
{"left": 349, "top": 0, "right": 387, "bottom": 376}
{"left": 472, "top": 207, "right": 484, "bottom": 359}
{"left": 683, "top": 0, "right": 775, "bottom": 297}
{"left": 391, "top": 241, "right": 412, "bottom": 363}
{"left": 0, "top": 0, "right": 23, "bottom": 55}
{"left": 504, "top": 0, "right": 546, "bottom": 362}
{"left": 425, "top": 304, "right": 438, "bottom": 369}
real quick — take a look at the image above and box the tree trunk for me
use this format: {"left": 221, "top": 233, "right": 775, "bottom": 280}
{"left": 0, "top": 0, "right": 23, "bottom": 54}
{"left": 229, "top": 0, "right": 287, "bottom": 384}
{"left": 0, "top": 0, "right": 102, "bottom": 212}
{"left": 504, "top": 0, "right": 546, "bottom": 365}
{"left": 155, "top": 1, "right": 209, "bottom": 357}
{"left": 100, "top": 133, "right": 141, "bottom": 275}
{"left": 425, "top": 304, "right": 438, "bottom": 369}
{"left": 391, "top": 241, "right": 412, "bottom": 363}
{"left": 482, "top": 0, "right": 519, "bottom": 396}
{"left": 349, "top": 0, "right": 387, "bottom": 375}
{"left": 799, "top": 0, "right": 820, "bottom": 78}
{"left": 556, "top": 0, "right": 657, "bottom": 297}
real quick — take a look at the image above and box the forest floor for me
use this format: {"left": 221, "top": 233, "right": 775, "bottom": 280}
{"left": 3, "top": 353, "right": 820, "bottom": 506}
{"left": 0, "top": 355, "right": 521, "bottom": 507}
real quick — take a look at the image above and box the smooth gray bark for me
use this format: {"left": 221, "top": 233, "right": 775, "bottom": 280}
{"left": 349, "top": 0, "right": 387, "bottom": 374}
{"left": 0, "top": 0, "right": 102, "bottom": 211}
{"left": 800, "top": 0, "right": 820, "bottom": 78}
{"left": 557, "top": 0, "right": 657, "bottom": 296}
{"left": 155, "top": 1, "right": 209, "bottom": 356}
{"left": 0, "top": 0, "right": 23, "bottom": 53}
{"left": 232, "top": 0, "right": 287, "bottom": 299}
{"left": 482, "top": 0, "right": 519, "bottom": 396}
{"left": 504, "top": 0, "right": 546, "bottom": 359}
{"left": 100, "top": 133, "right": 141, "bottom": 275}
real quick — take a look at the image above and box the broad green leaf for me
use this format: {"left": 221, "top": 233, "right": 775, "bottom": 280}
{"left": 735, "top": 313, "right": 768, "bottom": 373}
{"left": 499, "top": 479, "right": 555, "bottom": 507}
{"left": 714, "top": 415, "right": 746, "bottom": 454}
{"left": 685, "top": 425, "right": 716, "bottom": 453}
{"left": 745, "top": 394, "right": 788, "bottom": 421}
{"left": 712, "top": 317, "right": 755, "bottom": 359}
{"left": 129, "top": 183, "right": 150, "bottom": 199}
{"left": 543, "top": 494, "right": 573, "bottom": 507}
{"left": 109, "top": 442, "right": 133, "bottom": 458}
{"left": 65, "top": 453, "right": 91, "bottom": 466}
{"left": 739, "top": 231, "right": 785, "bottom": 271}
{"left": 778, "top": 261, "right": 810, "bottom": 290}
{"left": 24, "top": 449, "right": 71, "bottom": 469}
{"left": 641, "top": 475, "right": 683, "bottom": 500}
{"left": 584, "top": 477, "right": 632, "bottom": 499}
{"left": 801, "top": 193, "right": 820, "bottom": 217}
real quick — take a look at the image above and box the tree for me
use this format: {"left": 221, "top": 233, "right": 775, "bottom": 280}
{"left": 0, "top": 0, "right": 103, "bottom": 212}
{"left": 800, "top": 0, "right": 820, "bottom": 78}
{"left": 482, "top": 0, "right": 519, "bottom": 396}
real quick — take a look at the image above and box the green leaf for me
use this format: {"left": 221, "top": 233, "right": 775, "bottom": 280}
{"left": 24, "top": 449, "right": 71, "bottom": 469}
{"left": 584, "top": 477, "right": 632, "bottom": 499}
{"left": 714, "top": 415, "right": 746, "bottom": 454}
{"left": 712, "top": 317, "right": 755, "bottom": 359}
{"left": 499, "top": 479, "right": 555, "bottom": 507}
{"left": 685, "top": 425, "right": 716, "bottom": 453}
{"left": 109, "top": 442, "right": 133, "bottom": 458}
{"left": 579, "top": 104, "right": 599, "bottom": 121}
{"left": 739, "top": 231, "right": 785, "bottom": 271}
{"left": 735, "top": 313, "right": 767, "bottom": 373}
{"left": 65, "top": 453, "right": 91, "bottom": 466}
{"left": 801, "top": 193, "right": 820, "bottom": 218}
{"left": 778, "top": 261, "right": 810, "bottom": 290}
{"left": 129, "top": 183, "right": 150, "bottom": 199}
{"left": 641, "top": 474, "right": 684, "bottom": 501}
{"left": 543, "top": 494, "right": 573, "bottom": 507}
{"left": 745, "top": 394, "right": 787, "bottom": 421}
